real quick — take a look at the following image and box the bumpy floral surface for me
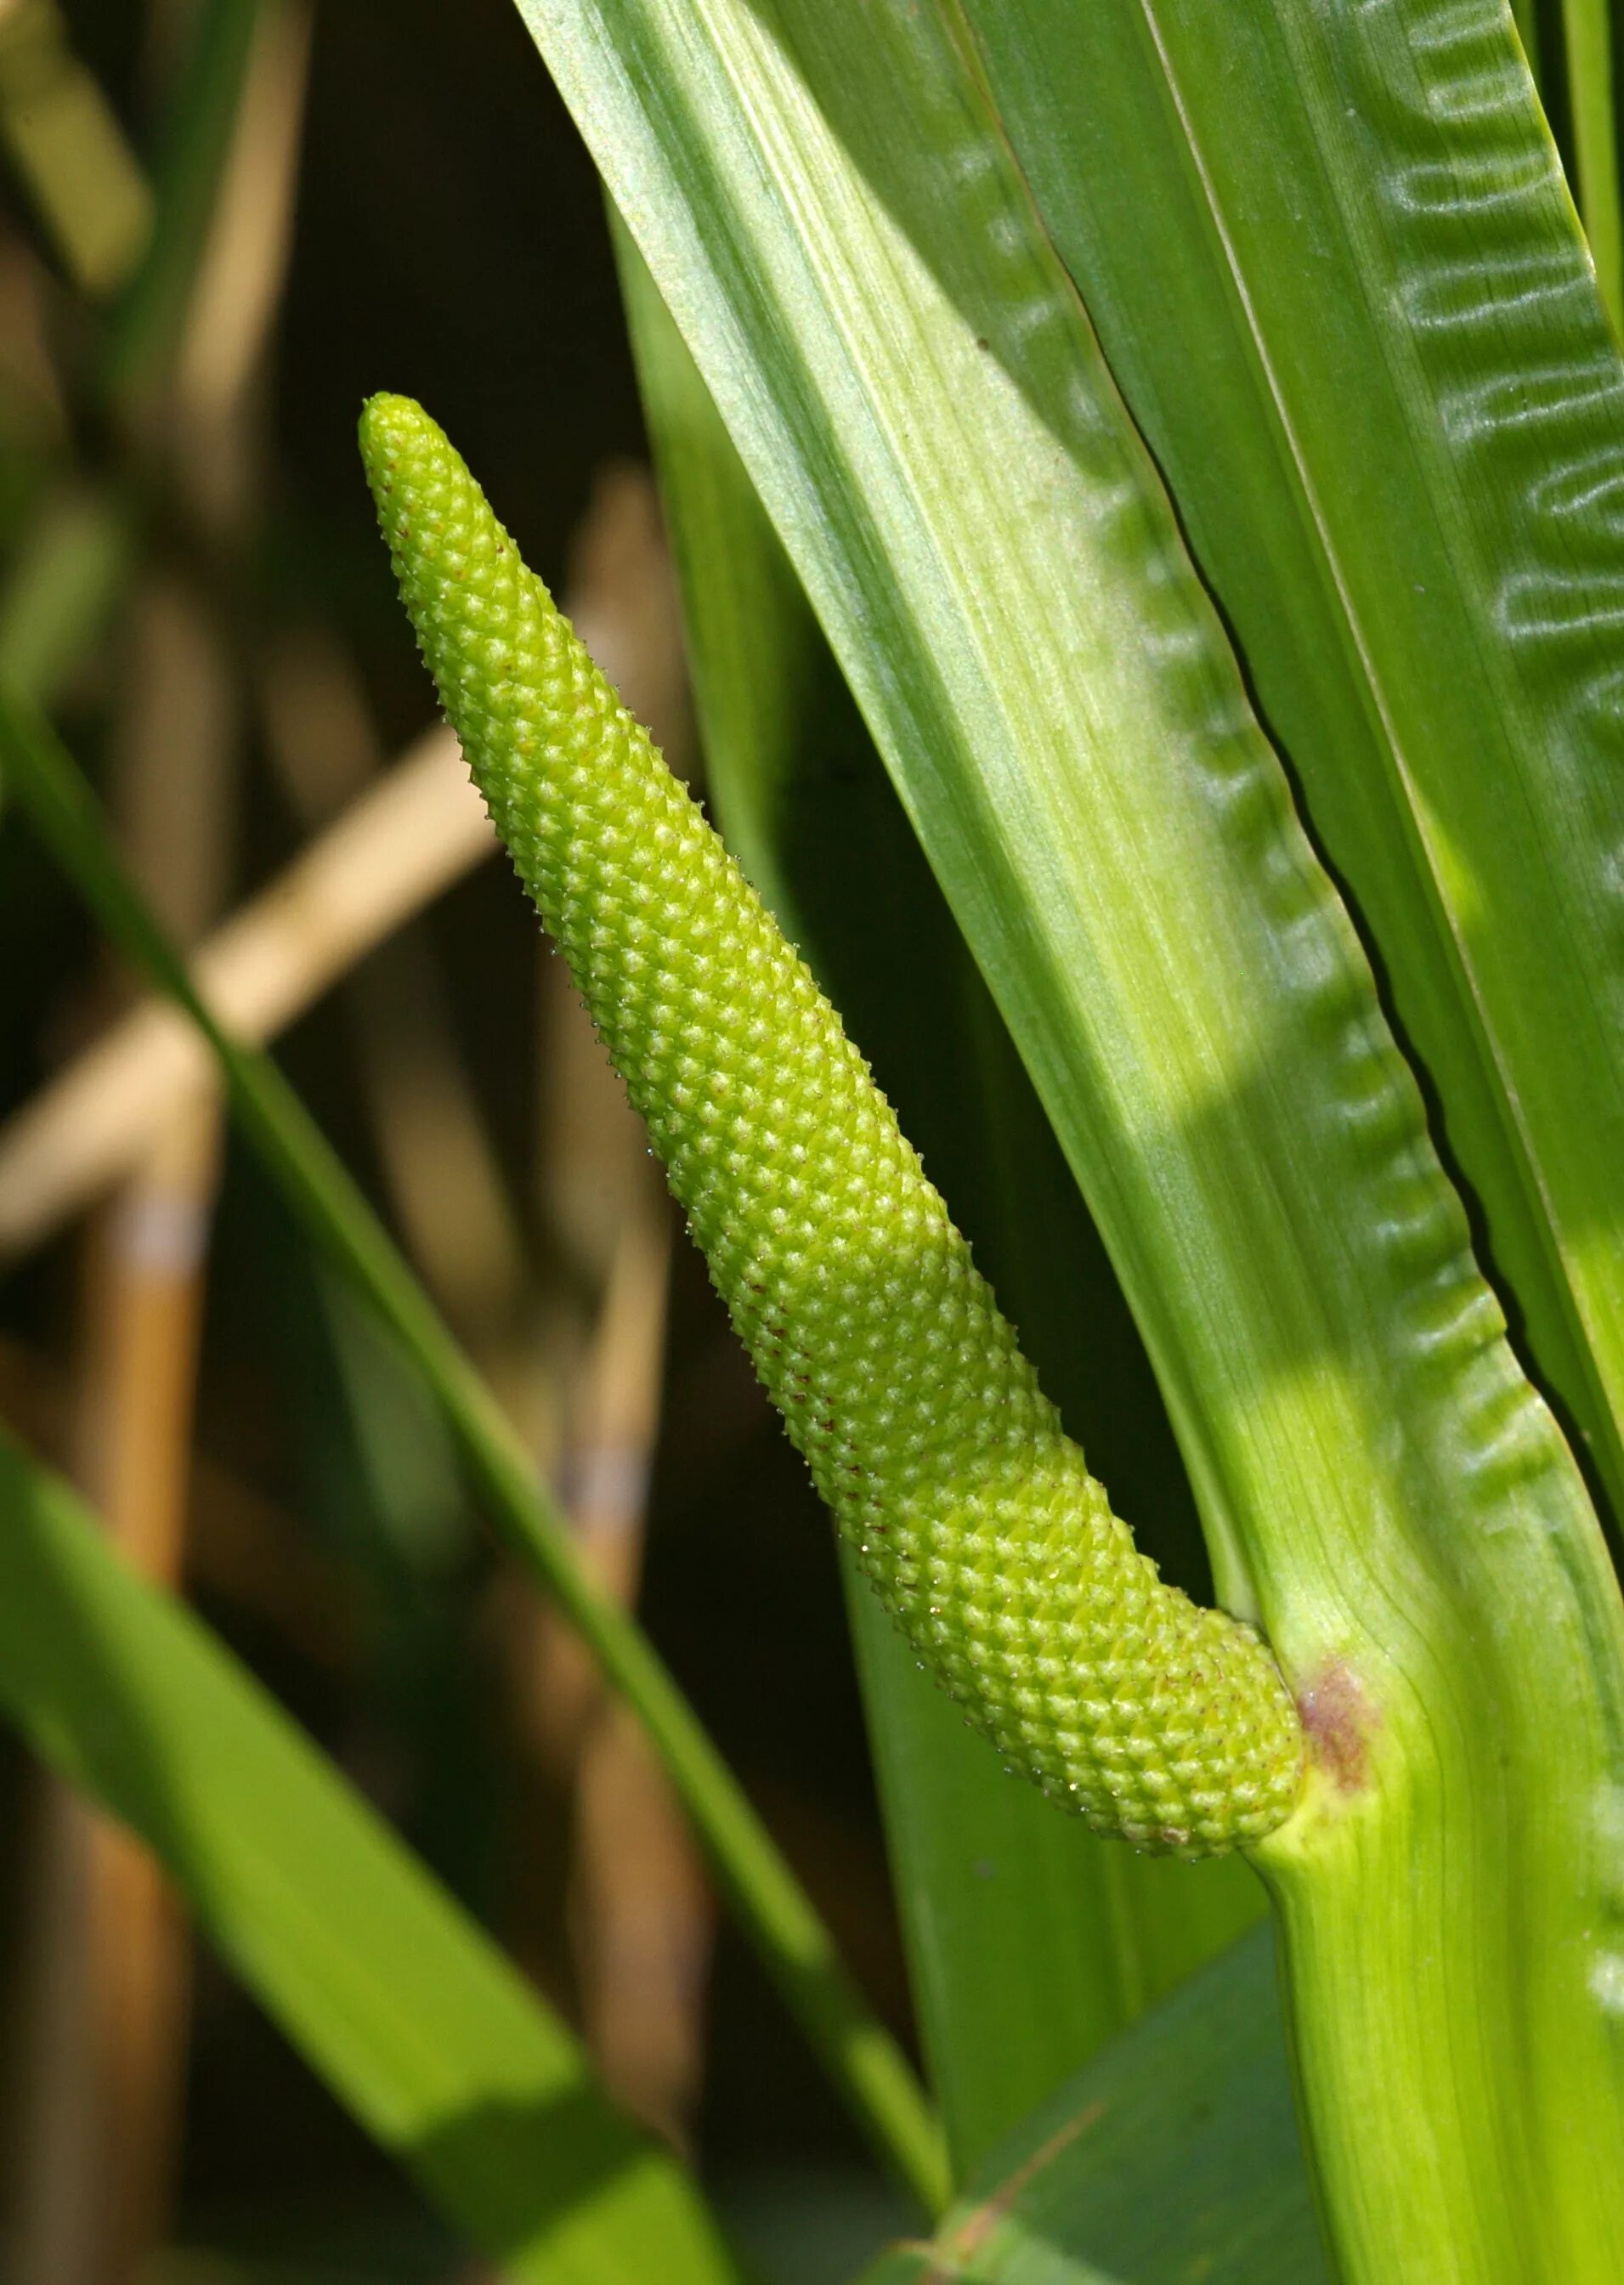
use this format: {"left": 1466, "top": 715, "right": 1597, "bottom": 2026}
{"left": 359, "top": 393, "right": 1303, "bottom": 1854}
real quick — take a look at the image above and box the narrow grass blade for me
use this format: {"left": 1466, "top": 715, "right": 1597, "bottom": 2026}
{"left": 0, "top": 682, "right": 948, "bottom": 2218}
{"left": 0, "top": 1426, "right": 739, "bottom": 2285}
{"left": 1511, "top": 0, "right": 1544, "bottom": 90}
{"left": 513, "top": 3, "right": 1624, "bottom": 2271}
{"left": 856, "top": 1924, "right": 1324, "bottom": 2285}
{"left": 0, "top": 0, "right": 154, "bottom": 297}
{"left": 0, "top": 488, "right": 135, "bottom": 709}
{"left": 100, "top": 0, "right": 261, "bottom": 412}
{"left": 616, "top": 221, "right": 1261, "bottom": 2178}
{"left": 1559, "top": 0, "right": 1623, "bottom": 331}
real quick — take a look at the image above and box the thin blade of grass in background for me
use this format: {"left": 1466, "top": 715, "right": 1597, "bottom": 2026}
{"left": 0, "top": 1426, "right": 740, "bottom": 2285}
{"left": 1557, "top": 0, "right": 1623, "bottom": 331}
{"left": 614, "top": 220, "right": 1261, "bottom": 2179}
{"left": 7, "top": 21, "right": 323, "bottom": 2266}
{"left": 100, "top": 0, "right": 263, "bottom": 416}
{"left": 955, "top": 0, "right": 1624, "bottom": 1533}
{"left": 855, "top": 1925, "right": 1323, "bottom": 2285}
{"left": 0, "top": 489, "right": 134, "bottom": 710}
{"left": 0, "top": 0, "right": 268, "bottom": 753}
{"left": 0, "top": 682, "right": 948, "bottom": 2218}
{"left": 514, "top": 3, "right": 1624, "bottom": 2271}
{"left": 1512, "top": 0, "right": 1544, "bottom": 90}
{"left": 0, "top": 0, "right": 153, "bottom": 298}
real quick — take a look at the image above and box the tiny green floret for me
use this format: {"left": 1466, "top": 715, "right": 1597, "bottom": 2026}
{"left": 359, "top": 391, "right": 1303, "bottom": 1855}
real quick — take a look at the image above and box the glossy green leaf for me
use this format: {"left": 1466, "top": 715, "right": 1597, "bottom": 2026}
{"left": 0, "top": 682, "right": 947, "bottom": 2217}
{"left": 515, "top": 3, "right": 1624, "bottom": 2274}
{"left": 855, "top": 1923, "right": 1325, "bottom": 2285}
{"left": 956, "top": 0, "right": 1624, "bottom": 1536}
{"left": 616, "top": 220, "right": 1262, "bottom": 2180}
{"left": 0, "top": 1426, "right": 739, "bottom": 2285}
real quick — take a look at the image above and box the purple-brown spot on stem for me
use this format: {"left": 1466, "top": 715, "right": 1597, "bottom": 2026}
{"left": 1298, "top": 1659, "right": 1376, "bottom": 1795}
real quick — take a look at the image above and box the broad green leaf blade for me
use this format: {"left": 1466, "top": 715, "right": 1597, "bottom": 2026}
{"left": 956, "top": 0, "right": 1624, "bottom": 1532}
{"left": 0, "top": 1427, "right": 739, "bottom": 2285}
{"left": 617, "top": 219, "right": 1262, "bottom": 2180}
{"left": 854, "top": 1924, "right": 1326, "bottom": 2285}
{"left": 515, "top": 4, "right": 1624, "bottom": 2273}
{"left": 0, "top": 684, "right": 948, "bottom": 2217}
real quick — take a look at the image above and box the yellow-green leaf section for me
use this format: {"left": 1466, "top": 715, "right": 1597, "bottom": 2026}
{"left": 0, "top": 1428, "right": 740, "bottom": 2285}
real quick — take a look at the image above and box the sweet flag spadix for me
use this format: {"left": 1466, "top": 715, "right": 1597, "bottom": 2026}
{"left": 359, "top": 392, "right": 1303, "bottom": 1856}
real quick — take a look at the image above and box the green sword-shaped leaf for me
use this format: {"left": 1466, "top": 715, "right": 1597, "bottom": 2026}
{"left": 359, "top": 393, "right": 1303, "bottom": 1855}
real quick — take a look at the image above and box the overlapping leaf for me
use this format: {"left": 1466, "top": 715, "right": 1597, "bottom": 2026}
{"left": 517, "top": 2, "right": 1624, "bottom": 2273}
{"left": 958, "top": 0, "right": 1624, "bottom": 1536}
{"left": 857, "top": 1925, "right": 1323, "bottom": 2285}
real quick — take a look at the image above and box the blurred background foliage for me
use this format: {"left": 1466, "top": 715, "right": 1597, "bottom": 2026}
{"left": 0, "top": 2, "right": 1256, "bottom": 2277}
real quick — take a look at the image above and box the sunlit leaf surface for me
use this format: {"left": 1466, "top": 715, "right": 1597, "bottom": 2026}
{"left": 519, "top": 2, "right": 1624, "bottom": 2272}
{"left": 0, "top": 1429, "right": 742, "bottom": 2285}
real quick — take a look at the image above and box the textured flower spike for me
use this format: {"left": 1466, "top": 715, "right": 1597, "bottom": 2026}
{"left": 359, "top": 391, "right": 1303, "bottom": 1856}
